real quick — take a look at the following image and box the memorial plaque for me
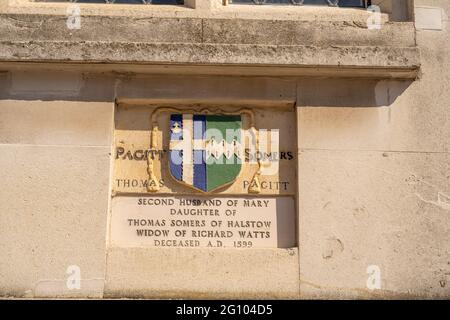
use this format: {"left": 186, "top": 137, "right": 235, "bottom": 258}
{"left": 111, "top": 104, "right": 297, "bottom": 248}
{"left": 110, "top": 196, "right": 296, "bottom": 248}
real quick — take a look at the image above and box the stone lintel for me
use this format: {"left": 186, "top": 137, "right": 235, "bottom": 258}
{"left": 0, "top": 41, "right": 420, "bottom": 79}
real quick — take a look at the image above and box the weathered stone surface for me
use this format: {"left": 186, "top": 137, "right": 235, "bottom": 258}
{"left": 202, "top": 20, "right": 416, "bottom": 47}
{"left": 297, "top": 150, "right": 450, "bottom": 299}
{"left": 296, "top": 1, "right": 450, "bottom": 298}
{"left": 0, "top": 13, "right": 420, "bottom": 79}
{"left": 116, "top": 75, "right": 297, "bottom": 105}
{"left": 296, "top": 76, "right": 450, "bottom": 153}
{"left": 0, "top": 145, "right": 111, "bottom": 298}
{"left": 415, "top": 6, "right": 444, "bottom": 30}
{"left": 0, "top": 14, "right": 415, "bottom": 47}
{"left": 0, "top": 15, "right": 203, "bottom": 43}
{"left": 104, "top": 247, "right": 299, "bottom": 299}
{"left": 0, "top": 100, "right": 113, "bottom": 146}
{"left": 0, "top": 41, "right": 420, "bottom": 79}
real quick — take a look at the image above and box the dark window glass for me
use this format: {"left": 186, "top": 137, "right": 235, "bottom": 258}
{"left": 230, "top": 0, "right": 366, "bottom": 7}
{"left": 38, "top": 0, "right": 367, "bottom": 6}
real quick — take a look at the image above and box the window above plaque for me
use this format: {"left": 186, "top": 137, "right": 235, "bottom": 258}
{"left": 34, "top": 0, "right": 367, "bottom": 6}
{"left": 227, "top": 0, "right": 367, "bottom": 7}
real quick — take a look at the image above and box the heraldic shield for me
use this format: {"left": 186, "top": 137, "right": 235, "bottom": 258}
{"left": 169, "top": 114, "right": 243, "bottom": 192}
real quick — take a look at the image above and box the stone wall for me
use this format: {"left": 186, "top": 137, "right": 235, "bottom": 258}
{"left": 0, "top": 0, "right": 449, "bottom": 299}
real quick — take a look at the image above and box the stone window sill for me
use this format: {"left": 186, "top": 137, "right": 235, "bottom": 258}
{"left": 0, "top": 8, "right": 419, "bottom": 79}
{"left": 2, "top": 0, "right": 389, "bottom": 23}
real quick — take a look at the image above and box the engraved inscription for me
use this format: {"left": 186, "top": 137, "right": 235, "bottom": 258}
{"left": 110, "top": 196, "right": 296, "bottom": 249}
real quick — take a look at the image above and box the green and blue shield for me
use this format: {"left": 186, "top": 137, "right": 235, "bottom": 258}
{"left": 169, "top": 114, "right": 242, "bottom": 192}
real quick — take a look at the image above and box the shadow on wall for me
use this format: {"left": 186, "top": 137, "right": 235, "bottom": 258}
{"left": 296, "top": 78, "right": 413, "bottom": 108}
{"left": 0, "top": 70, "right": 413, "bottom": 108}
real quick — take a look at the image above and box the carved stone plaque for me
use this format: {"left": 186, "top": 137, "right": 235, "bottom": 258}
{"left": 111, "top": 104, "right": 297, "bottom": 248}
{"left": 110, "top": 196, "right": 296, "bottom": 248}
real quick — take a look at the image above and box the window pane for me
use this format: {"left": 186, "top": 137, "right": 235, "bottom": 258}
{"left": 230, "top": 0, "right": 366, "bottom": 7}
